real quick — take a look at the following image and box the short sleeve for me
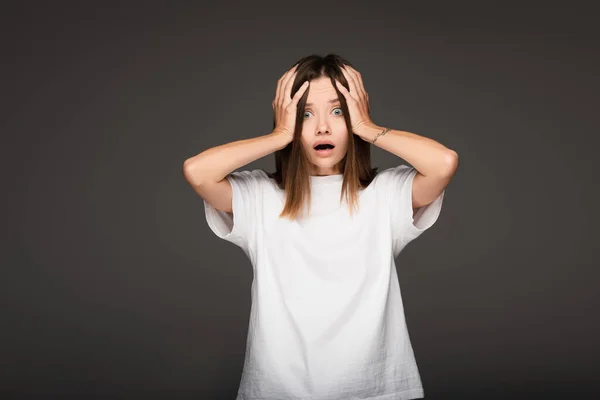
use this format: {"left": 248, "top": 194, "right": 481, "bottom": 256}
{"left": 203, "top": 169, "right": 267, "bottom": 261}
{"left": 378, "top": 165, "right": 445, "bottom": 247}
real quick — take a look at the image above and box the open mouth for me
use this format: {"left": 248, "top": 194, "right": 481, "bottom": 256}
{"left": 314, "top": 144, "right": 335, "bottom": 151}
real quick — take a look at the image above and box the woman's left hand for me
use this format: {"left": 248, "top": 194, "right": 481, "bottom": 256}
{"left": 335, "top": 65, "right": 374, "bottom": 134}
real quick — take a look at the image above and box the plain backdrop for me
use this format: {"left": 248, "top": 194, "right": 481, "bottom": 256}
{"left": 3, "top": 1, "right": 599, "bottom": 399}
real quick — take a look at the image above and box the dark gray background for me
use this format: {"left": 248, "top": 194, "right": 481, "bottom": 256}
{"left": 3, "top": 1, "right": 599, "bottom": 399}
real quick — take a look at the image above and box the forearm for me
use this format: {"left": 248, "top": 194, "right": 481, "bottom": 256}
{"left": 183, "top": 131, "right": 289, "bottom": 185}
{"left": 355, "top": 122, "right": 458, "bottom": 176}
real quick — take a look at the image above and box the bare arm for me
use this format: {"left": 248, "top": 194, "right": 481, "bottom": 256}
{"left": 336, "top": 64, "right": 458, "bottom": 215}
{"left": 183, "top": 63, "right": 307, "bottom": 213}
{"left": 182, "top": 131, "right": 289, "bottom": 213}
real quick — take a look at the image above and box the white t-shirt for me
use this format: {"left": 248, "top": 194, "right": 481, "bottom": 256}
{"left": 204, "top": 165, "right": 445, "bottom": 400}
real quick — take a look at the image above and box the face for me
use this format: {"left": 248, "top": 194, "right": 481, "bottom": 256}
{"left": 300, "top": 76, "right": 349, "bottom": 176}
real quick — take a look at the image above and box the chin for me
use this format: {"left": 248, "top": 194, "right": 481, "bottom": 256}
{"left": 311, "top": 159, "right": 345, "bottom": 172}
{"left": 312, "top": 157, "right": 342, "bottom": 165}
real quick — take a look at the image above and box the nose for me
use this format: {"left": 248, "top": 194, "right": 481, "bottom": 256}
{"left": 316, "top": 120, "right": 331, "bottom": 135}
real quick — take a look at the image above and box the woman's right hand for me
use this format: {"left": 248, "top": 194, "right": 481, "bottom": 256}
{"left": 272, "top": 64, "right": 310, "bottom": 146}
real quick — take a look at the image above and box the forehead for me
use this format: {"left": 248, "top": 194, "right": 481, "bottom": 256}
{"left": 305, "top": 77, "right": 339, "bottom": 105}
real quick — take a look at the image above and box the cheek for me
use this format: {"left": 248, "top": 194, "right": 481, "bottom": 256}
{"left": 299, "top": 135, "right": 311, "bottom": 148}
{"left": 337, "top": 134, "right": 349, "bottom": 148}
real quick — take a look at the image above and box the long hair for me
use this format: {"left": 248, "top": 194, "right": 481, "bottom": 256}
{"left": 263, "top": 54, "right": 378, "bottom": 220}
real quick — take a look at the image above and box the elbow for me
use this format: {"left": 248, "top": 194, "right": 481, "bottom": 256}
{"left": 183, "top": 158, "right": 204, "bottom": 186}
{"left": 441, "top": 150, "right": 459, "bottom": 177}
{"left": 183, "top": 158, "right": 194, "bottom": 174}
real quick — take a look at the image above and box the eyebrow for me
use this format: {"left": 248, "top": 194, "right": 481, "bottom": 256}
{"left": 305, "top": 98, "right": 341, "bottom": 107}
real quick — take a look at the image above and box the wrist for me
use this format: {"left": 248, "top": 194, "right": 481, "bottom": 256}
{"left": 270, "top": 130, "right": 293, "bottom": 150}
{"left": 354, "top": 122, "right": 385, "bottom": 142}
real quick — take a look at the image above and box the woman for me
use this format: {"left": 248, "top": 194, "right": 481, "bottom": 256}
{"left": 183, "top": 54, "right": 458, "bottom": 400}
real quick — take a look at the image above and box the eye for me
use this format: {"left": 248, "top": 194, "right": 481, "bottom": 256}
{"left": 303, "top": 107, "right": 344, "bottom": 119}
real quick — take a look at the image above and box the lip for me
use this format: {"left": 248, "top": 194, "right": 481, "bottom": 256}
{"left": 313, "top": 140, "right": 336, "bottom": 149}
{"left": 313, "top": 139, "right": 335, "bottom": 157}
{"left": 314, "top": 148, "right": 334, "bottom": 157}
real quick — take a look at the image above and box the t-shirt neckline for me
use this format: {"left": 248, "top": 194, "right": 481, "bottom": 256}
{"left": 309, "top": 173, "right": 343, "bottom": 185}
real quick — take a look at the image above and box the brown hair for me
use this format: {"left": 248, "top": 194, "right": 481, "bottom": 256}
{"left": 262, "top": 54, "right": 378, "bottom": 220}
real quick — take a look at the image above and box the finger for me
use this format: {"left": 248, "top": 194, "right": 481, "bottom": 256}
{"left": 334, "top": 79, "right": 351, "bottom": 102}
{"left": 282, "top": 69, "right": 300, "bottom": 105}
{"left": 340, "top": 66, "right": 359, "bottom": 102}
{"left": 276, "top": 64, "right": 298, "bottom": 107}
{"left": 343, "top": 65, "right": 367, "bottom": 103}
{"left": 275, "top": 74, "right": 284, "bottom": 108}
{"left": 276, "top": 70, "right": 290, "bottom": 107}
{"left": 343, "top": 66, "right": 370, "bottom": 116}
{"left": 349, "top": 66, "right": 368, "bottom": 104}
{"left": 291, "top": 80, "right": 310, "bottom": 105}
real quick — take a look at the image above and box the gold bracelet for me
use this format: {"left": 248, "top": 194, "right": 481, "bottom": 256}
{"left": 372, "top": 127, "right": 391, "bottom": 144}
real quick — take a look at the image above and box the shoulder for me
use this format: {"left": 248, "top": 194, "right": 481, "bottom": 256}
{"left": 371, "top": 164, "right": 415, "bottom": 188}
{"left": 227, "top": 169, "right": 275, "bottom": 190}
